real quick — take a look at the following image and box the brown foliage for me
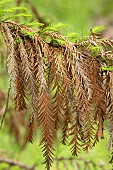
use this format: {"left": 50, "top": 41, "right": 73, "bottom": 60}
{"left": 1, "top": 21, "right": 113, "bottom": 169}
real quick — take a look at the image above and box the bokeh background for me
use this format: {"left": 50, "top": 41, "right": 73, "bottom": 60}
{"left": 0, "top": 0, "right": 113, "bottom": 169}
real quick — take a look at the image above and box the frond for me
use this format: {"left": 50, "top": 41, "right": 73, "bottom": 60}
{"left": 1, "top": 23, "right": 27, "bottom": 111}
{"left": 38, "top": 90, "right": 55, "bottom": 169}
{"left": 69, "top": 113, "right": 82, "bottom": 156}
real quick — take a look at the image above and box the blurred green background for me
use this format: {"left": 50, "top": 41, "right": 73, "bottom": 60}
{"left": 0, "top": 0, "right": 113, "bottom": 169}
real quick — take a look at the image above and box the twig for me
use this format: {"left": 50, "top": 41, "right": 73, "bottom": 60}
{"left": 27, "top": 0, "right": 49, "bottom": 27}
{"left": 0, "top": 156, "right": 37, "bottom": 170}
{"left": 0, "top": 82, "right": 11, "bottom": 128}
{"left": 16, "top": 0, "right": 23, "bottom": 6}
{"left": 54, "top": 157, "right": 109, "bottom": 170}
{"left": 15, "top": 0, "right": 23, "bottom": 22}
{"left": 0, "top": 156, "right": 109, "bottom": 170}
{"left": 16, "top": 0, "right": 49, "bottom": 26}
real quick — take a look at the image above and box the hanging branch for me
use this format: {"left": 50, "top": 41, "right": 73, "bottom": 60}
{"left": 1, "top": 21, "right": 113, "bottom": 169}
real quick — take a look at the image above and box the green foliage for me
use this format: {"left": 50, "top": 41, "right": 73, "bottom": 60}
{"left": 101, "top": 66, "right": 113, "bottom": 71}
{"left": 3, "top": 13, "right": 32, "bottom": 22}
{"left": 0, "top": 0, "right": 31, "bottom": 22}
{"left": 44, "top": 34, "right": 52, "bottom": 43}
{"left": 51, "top": 38, "right": 66, "bottom": 45}
{"left": 3, "top": 6, "right": 27, "bottom": 13}
{"left": 21, "top": 30, "right": 35, "bottom": 38}
{"left": 14, "top": 37, "right": 21, "bottom": 44}
{"left": 0, "top": 0, "right": 12, "bottom": 21}
{"left": 25, "top": 21, "right": 44, "bottom": 27}
{"left": 66, "top": 32, "right": 78, "bottom": 42}
{"left": 42, "top": 22, "right": 67, "bottom": 32}
{"left": 91, "top": 25, "right": 105, "bottom": 34}
{"left": 89, "top": 44, "right": 102, "bottom": 56}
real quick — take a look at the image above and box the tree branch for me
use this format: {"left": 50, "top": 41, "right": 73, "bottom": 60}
{"left": 54, "top": 157, "right": 109, "bottom": 170}
{"left": 0, "top": 156, "right": 37, "bottom": 170}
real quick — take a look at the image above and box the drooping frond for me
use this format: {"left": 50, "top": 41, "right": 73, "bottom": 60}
{"left": 69, "top": 112, "right": 82, "bottom": 156}
{"left": 48, "top": 57, "right": 64, "bottom": 130}
{"left": 1, "top": 23, "right": 27, "bottom": 111}
{"left": 38, "top": 89, "right": 55, "bottom": 169}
